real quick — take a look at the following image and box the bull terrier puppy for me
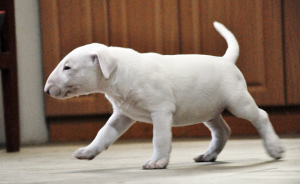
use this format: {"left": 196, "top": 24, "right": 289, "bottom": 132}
{"left": 44, "top": 22, "right": 284, "bottom": 169}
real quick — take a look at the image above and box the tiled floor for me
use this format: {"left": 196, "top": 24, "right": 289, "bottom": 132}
{"left": 0, "top": 138, "right": 299, "bottom": 184}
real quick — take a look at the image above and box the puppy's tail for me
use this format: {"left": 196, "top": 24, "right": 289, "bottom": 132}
{"left": 213, "top": 21, "right": 239, "bottom": 64}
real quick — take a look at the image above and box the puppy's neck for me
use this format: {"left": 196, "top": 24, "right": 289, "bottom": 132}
{"left": 101, "top": 64, "right": 135, "bottom": 100}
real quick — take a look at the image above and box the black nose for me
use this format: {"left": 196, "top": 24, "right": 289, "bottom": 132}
{"left": 46, "top": 90, "right": 50, "bottom": 94}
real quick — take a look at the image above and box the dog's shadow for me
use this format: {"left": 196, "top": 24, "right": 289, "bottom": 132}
{"left": 171, "top": 159, "right": 283, "bottom": 171}
{"left": 67, "top": 159, "right": 283, "bottom": 175}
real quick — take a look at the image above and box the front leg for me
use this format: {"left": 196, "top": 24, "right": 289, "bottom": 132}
{"left": 143, "top": 111, "right": 173, "bottom": 169}
{"left": 74, "top": 112, "right": 135, "bottom": 160}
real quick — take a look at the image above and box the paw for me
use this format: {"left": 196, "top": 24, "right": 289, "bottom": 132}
{"left": 73, "top": 147, "right": 100, "bottom": 160}
{"left": 143, "top": 158, "right": 169, "bottom": 169}
{"left": 194, "top": 152, "right": 218, "bottom": 162}
{"left": 264, "top": 137, "right": 285, "bottom": 159}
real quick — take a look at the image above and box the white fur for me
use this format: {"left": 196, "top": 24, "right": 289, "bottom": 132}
{"left": 44, "top": 22, "right": 284, "bottom": 169}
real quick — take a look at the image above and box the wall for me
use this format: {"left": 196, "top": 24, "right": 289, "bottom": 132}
{"left": 0, "top": 0, "right": 48, "bottom": 144}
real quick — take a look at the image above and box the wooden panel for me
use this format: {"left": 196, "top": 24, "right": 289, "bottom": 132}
{"left": 40, "top": 0, "right": 112, "bottom": 116}
{"left": 283, "top": 0, "right": 300, "bottom": 105}
{"left": 179, "top": 0, "right": 285, "bottom": 105}
{"left": 108, "top": 0, "right": 180, "bottom": 54}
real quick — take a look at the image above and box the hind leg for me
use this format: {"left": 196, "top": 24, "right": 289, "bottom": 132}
{"left": 227, "top": 91, "right": 285, "bottom": 159}
{"left": 194, "top": 115, "right": 231, "bottom": 162}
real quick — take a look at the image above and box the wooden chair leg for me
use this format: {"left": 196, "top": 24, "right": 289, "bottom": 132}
{"left": 2, "top": 68, "right": 20, "bottom": 152}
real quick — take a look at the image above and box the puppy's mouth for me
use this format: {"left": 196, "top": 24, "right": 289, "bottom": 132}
{"left": 63, "top": 86, "right": 79, "bottom": 98}
{"left": 64, "top": 90, "right": 72, "bottom": 97}
{"left": 46, "top": 85, "right": 80, "bottom": 99}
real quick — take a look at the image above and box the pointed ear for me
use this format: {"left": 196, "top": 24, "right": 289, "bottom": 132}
{"left": 92, "top": 47, "right": 118, "bottom": 79}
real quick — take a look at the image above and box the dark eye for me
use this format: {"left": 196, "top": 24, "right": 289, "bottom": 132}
{"left": 63, "top": 66, "right": 71, "bottom": 70}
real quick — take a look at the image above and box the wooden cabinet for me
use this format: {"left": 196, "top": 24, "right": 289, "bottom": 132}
{"left": 41, "top": 0, "right": 289, "bottom": 117}
{"left": 40, "top": 0, "right": 299, "bottom": 141}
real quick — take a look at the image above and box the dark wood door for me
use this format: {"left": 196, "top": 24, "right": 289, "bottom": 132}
{"left": 41, "top": 0, "right": 285, "bottom": 117}
{"left": 180, "top": 0, "right": 285, "bottom": 106}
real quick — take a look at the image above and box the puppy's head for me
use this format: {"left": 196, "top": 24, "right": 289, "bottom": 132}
{"left": 44, "top": 43, "right": 117, "bottom": 99}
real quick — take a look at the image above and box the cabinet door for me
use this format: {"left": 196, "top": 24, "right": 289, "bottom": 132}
{"left": 40, "top": 0, "right": 112, "bottom": 116}
{"left": 180, "top": 0, "right": 285, "bottom": 105}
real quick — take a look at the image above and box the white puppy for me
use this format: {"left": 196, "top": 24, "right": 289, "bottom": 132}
{"left": 44, "top": 22, "right": 284, "bottom": 169}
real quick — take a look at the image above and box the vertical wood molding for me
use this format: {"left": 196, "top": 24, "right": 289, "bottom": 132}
{"left": 91, "top": 0, "right": 110, "bottom": 45}
{"left": 108, "top": 0, "right": 129, "bottom": 47}
{"left": 40, "top": 0, "right": 61, "bottom": 115}
{"left": 154, "top": 0, "right": 163, "bottom": 53}
{"left": 283, "top": 0, "right": 300, "bottom": 105}
{"left": 259, "top": 0, "right": 285, "bottom": 105}
{"left": 160, "top": 0, "right": 180, "bottom": 54}
{"left": 253, "top": 0, "right": 265, "bottom": 88}
{"left": 179, "top": 0, "right": 201, "bottom": 54}
{"left": 191, "top": 1, "right": 201, "bottom": 54}
{"left": 120, "top": 0, "right": 129, "bottom": 47}
{"left": 84, "top": 0, "right": 93, "bottom": 44}
{"left": 40, "top": 0, "right": 60, "bottom": 81}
